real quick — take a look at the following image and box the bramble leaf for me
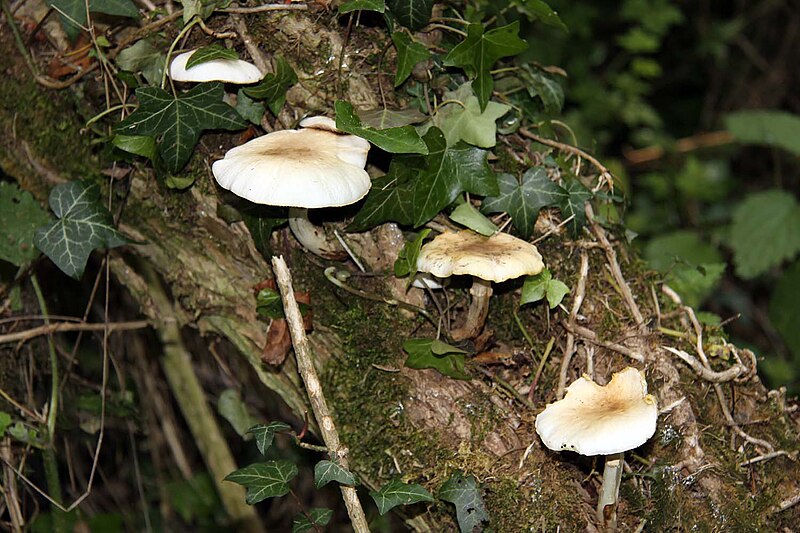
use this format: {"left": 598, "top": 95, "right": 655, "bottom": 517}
{"left": 370, "top": 478, "right": 434, "bottom": 515}
{"left": 439, "top": 471, "right": 489, "bottom": 533}
{"left": 116, "top": 83, "right": 247, "bottom": 173}
{"left": 0, "top": 182, "right": 51, "bottom": 267}
{"left": 335, "top": 101, "right": 428, "bottom": 154}
{"left": 224, "top": 460, "right": 298, "bottom": 504}
{"left": 34, "top": 181, "right": 129, "bottom": 279}
{"left": 770, "top": 261, "right": 800, "bottom": 362}
{"left": 725, "top": 110, "right": 800, "bottom": 157}
{"left": 248, "top": 422, "right": 292, "bottom": 455}
{"left": 521, "top": 269, "right": 569, "bottom": 309}
{"left": 392, "top": 32, "right": 431, "bottom": 87}
{"left": 314, "top": 460, "right": 357, "bottom": 488}
{"left": 481, "top": 168, "right": 561, "bottom": 239}
{"left": 403, "top": 338, "right": 470, "bottom": 380}
{"left": 244, "top": 56, "right": 297, "bottom": 115}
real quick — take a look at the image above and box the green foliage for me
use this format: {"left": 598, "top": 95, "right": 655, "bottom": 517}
{"left": 403, "top": 338, "right": 471, "bottom": 380}
{"left": 248, "top": 422, "right": 292, "bottom": 454}
{"left": 34, "top": 181, "right": 129, "bottom": 279}
{"left": 112, "top": 134, "right": 158, "bottom": 164}
{"left": 520, "top": 269, "right": 569, "bottom": 309}
{"left": 520, "top": 66, "right": 564, "bottom": 115}
{"left": 314, "top": 460, "right": 358, "bottom": 488}
{"left": 385, "top": 0, "right": 433, "bottom": 30}
{"left": 47, "top": 0, "right": 138, "bottom": 39}
{"left": 444, "top": 22, "right": 528, "bottom": 110}
{"left": 391, "top": 32, "right": 431, "bottom": 87}
{"left": 450, "top": 200, "right": 498, "bottom": 236}
{"left": 770, "top": 261, "right": 800, "bottom": 364}
{"left": 510, "top": 0, "right": 566, "bottom": 30}
{"left": 430, "top": 83, "right": 510, "bottom": 148}
{"left": 394, "top": 229, "right": 431, "bottom": 277}
{"left": 439, "top": 471, "right": 489, "bottom": 532}
{"left": 180, "top": 0, "right": 226, "bottom": 22}
{"left": 339, "top": 0, "right": 385, "bottom": 14}
{"left": 728, "top": 189, "right": 800, "bottom": 279}
{"left": 235, "top": 89, "right": 266, "bottom": 125}
{"left": 116, "top": 83, "right": 247, "bottom": 173}
{"left": 244, "top": 56, "right": 297, "bottom": 115}
{"left": 217, "top": 389, "right": 259, "bottom": 437}
{"left": 255, "top": 288, "right": 284, "bottom": 319}
{"left": 0, "top": 412, "right": 11, "bottom": 435}
{"left": 482, "top": 168, "right": 560, "bottom": 239}
{"left": 369, "top": 478, "right": 434, "bottom": 514}
{"left": 292, "top": 508, "right": 333, "bottom": 532}
{"left": 167, "top": 472, "right": 220, "bottom": 524}
{"left": 185, "top": 44, "right": 238, "bottom": 68}
{"left": 725, "top": 110, "right": 800, "bottom": 157}
{"left": 334, "top": 101, "right": 428, "bottom": 154}
{"left": 224, "top": 460, "right": 298, "bottom": 504}
{"left": 0, "top": 182, "right": 51, "bottom": 266}
{"left": 115, "top": 39, "right": 165, "bottom": 86}
{"left": 357, "top": 107, "right": 427, "bottom": 129}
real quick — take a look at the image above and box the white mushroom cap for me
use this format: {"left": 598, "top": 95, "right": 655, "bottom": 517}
{"left": 411, "top": 272, "right": 444, "bottom": 289}
{"left": 299, "top": 116, "right": 342, "bottom": 133}
{"left": 416, "top": 230, "right": 544, "bottom": 283}
{"left": 535, "top": 367, "right": 658, "bottom": 456}
{"left": 212, "top": 123, "right": 371, "bottom": 208}
{"left": 169, "top": 50, "right": 263, "bottom": 84}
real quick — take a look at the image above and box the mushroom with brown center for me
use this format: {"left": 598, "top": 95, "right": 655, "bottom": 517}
{"left": 169, "top": 49, "right": 263, "bottom": 84}
{"left": 535, "top": 367, "right": 658, "bottom": 531}
{"left": 212, "top": 117, "right": 371, "bottom": 258}
{"left": 416, "top": 229, "right": 544, "bottom": 340}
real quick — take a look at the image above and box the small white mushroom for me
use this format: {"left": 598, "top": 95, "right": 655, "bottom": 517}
{"left": 416, "top": 230, "right": 544, "bottom": 340}
{"left": 169, "top": 49, "right": 263, "bottom": 84}
{"left": 212, "top": 118, "right": 371, "bottom": 258}
{"left": 535, "top": 367, "right": 658, "bottom": 531}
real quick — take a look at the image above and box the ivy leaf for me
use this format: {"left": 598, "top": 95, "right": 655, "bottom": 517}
{"left": 520, "top": 269, "right": 570, "bottom": 309}
{"left": 34, "top": 181, "right": 130, "bottom": 279}
{"left": 218, "top": 389, "right": 258, "bottom": 437}
{"left": 185, "top": 44, "right": 238, "bottom": 69}
{"left": 358, "top": 107, "right": 427, "bottom": 129}
{"left": 431, "top": 83, "right": 510, "bottom": 147}
{"left": 444, "top": 22, "right": 528, "bottom": 110}
{"left": 224, "top": 460, "right": 298, "bottom": 504}
{"left": 392, "top": 32, "right": 431, "bottom": 87}
{"left": 386, "top": 0, "right": 433, "bottom": 30}
{"left": 0, "top": 182, "right": 51, "bottom": 267}
{"left": 555, "top": 179, "right": 592, "bottom": 236}
{"left": 47, "top": 0, "right": 138, "bottom": 40}
{"left": 234, "top": 89, "right": 265, "bottom": 125}
{"left": 314, "top": 460, "right": 357, "bottom": 488}
{"left": 112, "top": 134, "right": 158, "bottom": 164}
{"left": 115, "top": 82, "right": 247, "bottom": 173}
{"left": 403, "top": 338, "right": 471, "bottom": 380}
{"left": 115, "top": 39, "right": 165, "bottom": 86}
{"left": 394, "top": 229, "right": 431, "bottom": 277}
{"left": 255, "top": 288, "right": 284, "bottom": 319}
{"left": 481, "top": 168, "right": 561, "bottom": 239}
{"left": 347, "top": 170, "right": 416, "bottom": 231}
{"left": 180, "top": 0, "right": 224, "bottom": 22}
{"left": 510, "top": 0, "right": 566, "bottom": 31}
{"left": 339, "top": 0, "right": 384, "bottom": 14}
{"left": 292, "top": 508, "right": 333, "bottom": 533}
{"left": 248, "top": 422, "right": 292, "bottom": 455}
{"left": 520, "top": 66, "right": 564, "bottom": 114}
{"left": 335, "top": 101, "right": 428, "bottom": 154}
{"left": 244, "top": 56, "right": 297, "bottom": 115}
{"left": 439, "top": 471, "right": 489, "bottom": 533}
{"left": 450, "top": 201, "right": 498, "bottom": 236}
{"left": 370, "top": 478, "right": 434, "bottom": 515}
{"left": 725, "top": 110, "right": 800, "bottom": 157}
{"left": 728, "top": 189, "right": 800, "bottom": 279}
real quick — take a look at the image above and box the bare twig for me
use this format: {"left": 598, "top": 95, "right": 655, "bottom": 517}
{"left": 562, "top": 322, "right": 645, "bottom": 362}
{"left": 219, "top": 3, "right": 309, "bottom": 13}
{"left": 662, "top": 347, "right": 744, "bottom": 382}
{"left": 272, "top": 256, "right": 370, "bottom": 533}
{"left": 738, "top": 450, "right": 794, "bottom": 468}
{"left": 1, "top": 439, "right": 25, "bottom": 532}
{"left": 0, "top": 320, "right": 149, "bottom": 345}
{"left": 557, "top": 250, "right": 589, "bottom": 398}
{"left": 775, "top": 492, "right": 800, "bottom": 513}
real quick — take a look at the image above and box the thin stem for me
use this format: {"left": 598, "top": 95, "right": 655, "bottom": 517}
{"left": 597, "top": 452, "right": 624, "bottom": 532}
{"left": 30, "top": 276, "right": 58, "bottom": 442}
{"left": 161, "top": 17, "right": 200, "bottom": 89}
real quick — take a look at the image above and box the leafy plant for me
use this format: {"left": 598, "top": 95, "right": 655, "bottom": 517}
{"left": 403, "top": 338, "right": 471, "bottom": 379}
{"left": 520, "top": 269, "right": 570, "bottom": 309}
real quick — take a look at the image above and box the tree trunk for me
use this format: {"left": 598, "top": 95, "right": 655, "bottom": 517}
{"left": 1, "top": 11, "right": 798, "bottom": 531}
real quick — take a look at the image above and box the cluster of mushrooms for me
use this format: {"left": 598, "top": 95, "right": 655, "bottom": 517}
{"left": 171, "top": 48, "right": 659, "bottom": 531}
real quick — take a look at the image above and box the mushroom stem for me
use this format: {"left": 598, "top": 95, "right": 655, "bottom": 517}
{"left": 288, "top": 207, "right": 346, "bottom": 260}
{"left": 451, "top": 277, "right": 492, "bottom": 341}
{"left": 597, "top": 452, "right": 624, "bottom": 532}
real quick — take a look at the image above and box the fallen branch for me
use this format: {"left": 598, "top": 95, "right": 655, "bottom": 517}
{"left": 563, "top": 322, "right": 645, "bottom": 362}
{"left": 0, "top": 320, "right": 149, "bottom": 345}
{"left": 662, "top": 346, "right": 744, "bottom": 382}
{"left": 557, "top": 249, "right": 589, "bottom": 398}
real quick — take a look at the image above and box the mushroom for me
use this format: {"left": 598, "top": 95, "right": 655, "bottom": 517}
{"left": 535, "top": 367, "right": 658, "bottom": 532}
{"left": 212, "top": 117, "right": 371, "bottom": 258}
{"left": 169, "top": 49, "right": 263, "bottom": 84}
{"left": 416, "top": 229, "right": 544, "bottom": 340}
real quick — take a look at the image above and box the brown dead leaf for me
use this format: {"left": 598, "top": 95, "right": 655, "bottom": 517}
{"left": 258, "top": 279, "right": 313, "bottom": 365}
{"left": 472, "top": 351, "right": 515, "bottom": 366}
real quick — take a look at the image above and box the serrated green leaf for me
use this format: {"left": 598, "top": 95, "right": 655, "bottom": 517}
{"left": 556, "top": 179, "right": 592, "bottom": 236}
{"left": 33, "top": 181, "right": 129, "bottom": 279}
{"left": 510, "top": 0, "right": 566, "bottom": 30}
{"left": 0, "top": 412, "right": 12, "bottom": 435}
{"left": 664, "top": 263, "right": 726, "bottom": 308}
{"left": 520, "top": 269, "right": 569, "bottom": 309}
{"left": 115, "top": 39, "right": 165, "bottom": 86}
{"left": 0, "top": 182, "right": 51, "bottom": 266}
{"left": 292, "top": 508, "right": 333, "bottom": 533}
{"left": 725, "top": 110, "right": 800, "bottom": 157}
{"left": 444, "top": 22, "right": 528, "bottom": 110}
{"left": 357, "top": 107, "right": 427, "bottom": 129}
{"left": 394, "top": 229, "right": 431, "bottom": 277}
{"left": 314, "top": 460, "right": 357, "bottom": 488}
{"left": 439, "top": 471, "right": 489, "bottom": 533}
{"left": 450, "top": 201, "right": 498, "bottom": 236}
{"left": 248, "top": 422, "right": 292, "bottom": 455}
{"left": 729, "top": 189, "right": 800, "bottom": 279}
{"left": 225, "top": 460, "right": 298, "bottom": 504}
{"left": 770, "top": 260, "right": 800, "bottom": 362}
{"left": 481, "top": 168, "right": 561, "bottom": 239}
{"left": 339, "top": 0, "right": 384, "bottom": 13}
{"left": 370, "top": 478, "right": 434, "bottom": 515}
{"left": 217, "top": 389, "right": 258, "bottom": 437}
{"left": 167, "top": 473, "right": 219, "bottom": 524}
{"left": 521, "top": 66, "right": 564, "bottom": 114}
{"left": 185, "top": 44, "right": 238, "bottom": 69}
{"left": 386, "top": 0, "right": 432, "bottom": 30}
{"left": 48, "top": 0, "right": 138, "bottom": 39}
{"left": 391, "top": 32, "right": 430, "bottom": 87}
{"left": 244, "top": 56, "right": 297, "bottom": 115}
{"left": 403, "top": 338, "right": 471, "bottom": 380}
{"left": 116, "top": 82, "right": 247, "bottom": 173}
{"left": 431, "top": 83, "right": 509, "bottom": 147}
{"left": 235, "top": 89, "right": 265, "bottom": 125}
{"left": 335, "top": 101, "right": 428, "bottom": 154}
{"left": 644, "top": 230, "right": 723, "bottom": 273}
{"left": 112, "top": 134, "right": 157, "bottom": 163}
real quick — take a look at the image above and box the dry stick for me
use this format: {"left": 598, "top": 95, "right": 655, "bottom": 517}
{"left": 738, "top": 450, "right": 794, "bottom": 468}
{"left": 1, "top": 439, "right": 25, "bottom": 532}
{"left": 586, "top": 203, "right": 646, "bottom": 328}
{"left": 219, "top": 3, "right": 309, "bottom": 13}
{"left": 271, "top": 256, "right": 370, "bottom": 533}
{"left": 775, "top": 492, "right": 800, "bottom": 513}
{"left": 0, "top": 320, "right": 149, "bottom": 345}
{"left": 662, "top": 346, "right": 743, "bottom": 382}
{"left": 557, "top": 250, "right": 589, "bottom": 398}
{"left": 562, "top": 322, "right": 645, "bottom": 363}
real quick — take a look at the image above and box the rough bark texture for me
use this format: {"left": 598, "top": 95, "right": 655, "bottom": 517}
{"left": 2, "top": 10, "right": 800, "bottom": 531}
